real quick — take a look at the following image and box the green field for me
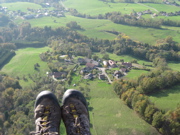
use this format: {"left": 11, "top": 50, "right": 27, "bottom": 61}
{"left": 74, "top": 80, "right": 160, "bottom": 135}
{"left": 125, "top": 69, "right": 149, "bottom": 79}
{"left": 168, "top": 61, "right": 180, "bottom": 71}
{"left": 25, "top": 14, "right": 180, "bottom": 44}
{"left": 143, "top": 3, "right": 180, "bottom": 12}
{"left": 1, "top": 2, "right": 42, "bottom": 12}
{"left": 64, "top": 0, "right": 151, "bottom": 15}
{"left": 149, "top": 85, "right": 180, "bottom": 111}
{"left": 1, "top": 47, "right": 50, "bottom": 77}
{"left": 4, "top": 1, "right": 179, "bottom": 44}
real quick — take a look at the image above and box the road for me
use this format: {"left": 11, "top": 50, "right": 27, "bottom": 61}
{"left": 98, "top": 67, "right": 112, "bottom": 84}
{"left": 60, "top": 1, "right": 68, "bottom": 10}
{"left": 136, "top": 2, "right": 158, "bottom": 12}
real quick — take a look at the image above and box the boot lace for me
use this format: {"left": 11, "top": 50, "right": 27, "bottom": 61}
{"left": 30, "top": 106, "right": 59, "bottom": 135}
{"left": 64, "top": 103, "right": 90, "bottom": 135}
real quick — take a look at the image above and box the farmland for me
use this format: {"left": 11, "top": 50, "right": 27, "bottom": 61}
{"left": 0, "top": 0, "right": 180, "bottom": 134}
{"left": 1, "top": 47, "right": 50, "bottom": 87}
{"left": 149, "top": 85, "right": 180, "bottom": 111}
{"left": 73, "top": 80, "right": 160, "bottom": 135}
{"left": 1, "top": 1, "right": 180, "bottom": 44}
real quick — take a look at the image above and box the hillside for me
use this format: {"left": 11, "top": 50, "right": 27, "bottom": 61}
{"left": 0, "top": 0, "right": 180, "bottom": 135}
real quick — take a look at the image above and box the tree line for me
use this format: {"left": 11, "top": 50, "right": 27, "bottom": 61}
{"left": 68, "top": 8, "right": 180, "bottom": 28}
{"left": 1, "top": 21, "right": 180, "bottom": 68}
{"left": 113, "top": 67, "right": 180, "bottom": 135}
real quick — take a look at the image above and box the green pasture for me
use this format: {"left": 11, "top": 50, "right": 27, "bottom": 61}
{"left": 2, "top": 1, "right": 180, "bottom": 44}
{"left": 149, "top": 85, "right": 180, "bottom": 111}
{"left": 1, "top": 2, "right": 42, "bottom": 12}
{"left": 143, "top": 3, "right": 180, "bottom": 12}
{"left": 162, "top": 25, "right": 180, "bottom": 32}
{"left": 125, "top": 69, "right": 149, "bottom": 79}
{"left": 86, "top": 80, "right": 159, "bottom": 135}
{"left": 26, "top": 14, "right": 180, "bottom": 44}
{"left": 63, "top": 0, "right": 155, "bottom": 15}
{"left": 168, "top": 61, "right": 180, "bottom": 71}
{"left": 156, "top": 15, "right": 180, "bottom": 21}
{"left": 1, "top": 47, "right": 49, "bottom": 77}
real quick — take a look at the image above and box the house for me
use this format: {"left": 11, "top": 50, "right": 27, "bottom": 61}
{"left": 91, "top": 60, "right": 100, "bottom": 67}
{"left": 84, "top": 58, "right": 92, "bottom": 63}
{"left": 80, "top": 67, "right": 92, "bottom": 74}
{"left": 78, "top": 58, "right": 86, "bottom": 65}
{"left": 84, "top": 58, "right": 100, "bottom": 67}
{"left": 49, "top": 72, "right": 67, "bottom": 79}
{"left": 153, "top": 13, "right": 158, "bottom": 17}
{"left": 36, "top": 14, "right": 43, "bottom": 18}
{"left": 103, "top": 61, "right": 108, "bottom": 67}
{"left": 120, "top": 68, "right": 128, "bottom": 72}
{"left": 99, "top": 74, "right": 106, "bottom": 80}
{"left": 113, "top": 70, "right": 122, "bottom": 78}
{"left": 86, "top": 63, "right": 96, "bottom": 69}
{"left": 84, "top": 73, "right": 93, "bottom": 80}
{"left": 23, "top": 14, "right": 35, "bottom": 19}
{"left": 122, "top": 62, "right": 132, "bottom": 68}
{"left": 109, "top": 60, "right": 117, "bottom": 68}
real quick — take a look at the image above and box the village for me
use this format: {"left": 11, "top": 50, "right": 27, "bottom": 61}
{"left": 0, "top": 2, "right": 66, "bottom": 20}
{"left": 1, "top": 0, "right": 180, "bottom": 22}
{"left": 47, "top": 56, "right": 135, "bottom": 84}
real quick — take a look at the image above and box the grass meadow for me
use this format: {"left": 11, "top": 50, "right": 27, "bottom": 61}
{"left": 1, "top": 47, "right": 50, "bottom": 87}
{"left": 125, "top": 69, "right": 149, "bottom": 79}
{"left": 70, "top": 79, "right": 160, "bottom": 135}
{"left": 26, "top": 14, "right": 180, "bottom": 45}
{"left": 4, "top": 1, "right": 179, "bottom": 44}
{"left": 149, "top": 85, "right": 180, "bottom": 111}
{"left": 1, "top": 2, "right": 42, "bottom": 12}
{"left": 64, "top": 0, "right": 150, "bottom": 15}
{"left": 143, "top": 3, "right": 180, "bottom": 12}
{"left": 168, "top": 61, "right": 180, "bottom": 72}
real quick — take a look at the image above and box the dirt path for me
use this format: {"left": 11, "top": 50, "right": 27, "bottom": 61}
{"left": 136, "top": 2, "right": 159, "bottom": 12}
{"left": 60, "top": 1, "right": 68, "bottom": 10}
{"left": 98, "top": 67, "right": 112, "bottom": 83}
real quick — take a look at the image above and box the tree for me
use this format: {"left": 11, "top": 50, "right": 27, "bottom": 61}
{"left": 152, "top": 111, "right": 164, "bottom": 128}
{"left": 0, "top": 14, "right": 10, "bottom": 26}
{"left": 2, "top": 87, "right": 14, "bottom": 110}
{"left": 66, "top": 21, "right": 82, "bottom": 29}
{"left": 134, "top": 99, "right": 149, "bottom": 117}
{"left": 144, "top": 104, "right": 157, "bottom": 123}
{"left": 92, "top": 55, "right": 99, "bottom": 60}
{"left": 102, "top": 54, "right": 110, "bottom": 60}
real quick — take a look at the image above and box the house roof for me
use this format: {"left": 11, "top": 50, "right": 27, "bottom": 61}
{"left": 86, "top": 63, "right": 96, "bottom": 69}
{"left": 109, "top": 60, "right": 116, "bottom": 66}
{"left": 51, "top": 72, "right": 67, "bottom": 79}
{"left": 114, "top": 70, "right": 121, "bottom": 75}
{"left": 84, "top": 58, "right": 99, "bottom": 66}
{"left": 121, "top": 68, "right": 127, "bottom": 72}
{"left": 122, "top": 62, "right": 132, "bottom": 67}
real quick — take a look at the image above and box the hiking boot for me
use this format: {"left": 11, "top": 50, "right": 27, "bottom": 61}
{"left": 61, "top": 89, "right": 91, "bottom": 135}
{"left": 30, "top": 91, "right": 61, "bottom": 135}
